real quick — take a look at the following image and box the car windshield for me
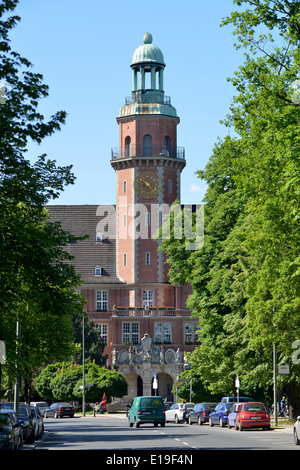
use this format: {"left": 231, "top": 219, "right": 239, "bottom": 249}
{"left": 205, "top": 404, "right": 216, "bottom": 410}
{"left": 244, "top": 403, "right": 266, "bottom": 412}
{"left": 19, "top": 405, "right": 30, "bottom": 417}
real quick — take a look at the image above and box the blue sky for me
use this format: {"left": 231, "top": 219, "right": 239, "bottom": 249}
{"left": 9, "top": 0, "right": 245, "bottom": 205}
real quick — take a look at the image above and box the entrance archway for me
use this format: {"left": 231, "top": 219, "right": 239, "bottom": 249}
{"left": 151, "top": 373, "right": 173, "bottom": 400}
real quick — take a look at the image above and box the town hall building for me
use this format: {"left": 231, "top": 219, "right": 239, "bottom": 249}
{"left": 47, "top": 33, "right": 199, "bottom": 402}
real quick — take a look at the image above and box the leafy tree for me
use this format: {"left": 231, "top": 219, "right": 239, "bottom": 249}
{"left": 35, "top": 362, "right": 128, "bottom": 404}
{"left": 221, "top": 0, "right": 300, "bottom": 410}
{"left": 35, "top": 362, "right": 71, "bottom": 402}
{"left": 71, "top": 314, "right": 107, "bottom": 366}
{"left": 51, "top": 364, "right": 83, "bottom": 402}
{"left": 161, "top": 0, "right": 300, "bottom": 414}
{"left": 174, "top": 370, "right": 221, "bottom": 403}
{"left": 74, "top": 364, "right": 128, "bottom": 402}
{"left": 0, "top": 0, "right": 86, "bottom": 399}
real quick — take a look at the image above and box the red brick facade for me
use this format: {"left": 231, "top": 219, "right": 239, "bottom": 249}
{"left": 47, "top": 34, "right": 198, "bottom": 400}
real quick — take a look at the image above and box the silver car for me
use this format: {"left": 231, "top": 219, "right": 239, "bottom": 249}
{"left": 30, "top": 402, "right": 49, "bottom": 416}
{"left": 294, "top": 416, "right": 300, "bottom": 445}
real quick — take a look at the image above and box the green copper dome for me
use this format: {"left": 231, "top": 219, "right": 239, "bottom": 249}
{"left": 131, "top": 33, "right": 165, "bottom": 67}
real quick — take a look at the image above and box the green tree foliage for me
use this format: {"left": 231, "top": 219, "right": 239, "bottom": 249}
{"left": 0, "top": 0, "right": 86, "bottom": 398}
{"left": 35, "top": 362, "right": 128, "bottom": 403}
{"left": 161, "top": 0, "right": 300, "bottom": 412}
{"left": 71, "top": 314, "right": 107, "bottom": 366}
{"left": 174, "top": 370, "right": 221, "bottom": 403}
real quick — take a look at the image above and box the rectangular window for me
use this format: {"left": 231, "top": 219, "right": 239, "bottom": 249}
{"left": 99, "top": 324, "right": 108, "bottom": 345}
{"left": 145, "top": 212, "right": 151, "bottom": 226}
{"left": 123, "top": 180, "right": 127, "bottom": 194}
{"left": 123, "top": 214, "right": 127, "bottom": 227}
{"left": 155, "top": 322, "right": 172, "bottom": 344}
{"left": 96, "top": 291, "right": 108, "bottom": 311}
{"left": 145, "top": 252, "right": 151, "bottom": 266}
{"left": 142, "top": 290, "right": 154, "bottom": 307}
{"left": 168, "top": 180, "right": 173, "bottom": 194}
{"left": 123, "top": 253, "right": 127, "bottom": 266}
{"left": 185, "top": 322, "right": 199, "bottom": 344}
{"left": 122, "top": 322, "right": 139, "bottom": 344}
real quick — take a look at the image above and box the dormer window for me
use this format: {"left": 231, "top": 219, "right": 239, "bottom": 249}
{"left": 96, "top": 232, "right": 103, "bottom": 242}
{"left": 94, "top": 265, "right": 102, "bottom": 276}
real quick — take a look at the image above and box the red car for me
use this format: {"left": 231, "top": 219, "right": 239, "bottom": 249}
{"left": 235, "top": 402, "right": 270, "bottom": 431}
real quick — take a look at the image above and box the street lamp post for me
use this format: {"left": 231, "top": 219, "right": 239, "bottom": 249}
{"left": 82, "top": 315, "right": 85, "bottom": 417}
{"left": 273, "top": 343, "right": 278, "bottom": 427}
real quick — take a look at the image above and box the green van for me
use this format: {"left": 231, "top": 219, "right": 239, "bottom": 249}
{"left": 128, "top": 396, "right": 165, "bottom": 428}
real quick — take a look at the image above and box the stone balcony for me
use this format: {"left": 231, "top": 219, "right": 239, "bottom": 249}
{"left": 89, "top": 307, "right": 192, "bottom": 319}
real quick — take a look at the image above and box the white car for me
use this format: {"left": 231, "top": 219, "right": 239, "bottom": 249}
{"left": 165, "top": 403, "right": 195, "bottom": 424}
{"left": 294, "top": 416, "right": 300, "bottom": 445}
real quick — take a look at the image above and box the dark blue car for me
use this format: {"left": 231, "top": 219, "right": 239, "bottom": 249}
{"left": 209, "top": 403, "right": 232, "bottom": 427}
{"left": 0, "top": 410, "right": 23, "bottom": 450}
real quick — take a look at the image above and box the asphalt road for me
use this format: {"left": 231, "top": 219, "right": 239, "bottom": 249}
{"left": 28, "top": 414, "right": 298, "bottom": 453}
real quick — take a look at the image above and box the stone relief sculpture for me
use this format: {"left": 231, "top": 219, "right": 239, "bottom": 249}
{"left": 112, "top": 333, "right": 182, "bottom": 366}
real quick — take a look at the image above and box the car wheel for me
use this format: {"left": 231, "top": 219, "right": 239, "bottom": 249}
{"left": 198, "top": 416, "right": 203, "bottom": 425}
{"left": 294, "top": 429, "right": 300, "bottom": 445}
{"left": 239, "top": 422, "right": 244, "bottom": 431}
{"left": 188, "top": 417, "right": 192, "bottom": 425}
{"left": 228, "top": 420, "right": 232, "bottom": 429}
{"left": 220, "top": 417, "right": 225, "bottom": 427}
{"left": 175, "top": 415, "right": 179, "bottom": 424}
{"left": 26, "top": 429, "right": 35, "bottom": 444}
{"left": 209, "top": 417, "right": 214, "bottom": 427}
{"left": 161, "top": 422, "right": 165, "bottom": 427}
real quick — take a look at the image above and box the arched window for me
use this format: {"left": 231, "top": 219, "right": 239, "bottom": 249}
{"left": 143, "top": 135, "right": 152, "bottom": 156}
{"left": 163, "top": 136, "right": 170, "bottom": 156}
{"left": 125, "top": 136, "right": 131, "bottom": 157}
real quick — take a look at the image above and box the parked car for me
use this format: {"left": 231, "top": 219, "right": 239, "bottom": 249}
{"left": 30, "top": 401, "right": 49, "bottom": 416}
{"left": 31, "top": 406, "right": 44, "bottom": 439}
{"left": 209, "top": 403, "right": 232, "bottom": 427}
{"left": 234, "top": 402, "right": 270, "bottom": 431}
{"left": 221, "top": 396, "right": 254, "bottom": 403}
{"left": 228, "top": 402, "right": 240, "bottom": 428}
{"left": 128, "top": 396, "right": 165, "bottom": 428}
{"left": 165, "top": 402, "right": 195, "bottom": 424}
{"left": 0, "top": 410, "right": 23, "bottom": 450}
{"left": 44, "top": 402, "right": 75, "bottom": 418}
{"left": 188, "top": 403, "right": 217, "bottom": 425}
{"left": 0, "top": 402, "right": 35, "bottom": 443}
{"left": 293, "top": 416, "right": 300, "bottom": 445}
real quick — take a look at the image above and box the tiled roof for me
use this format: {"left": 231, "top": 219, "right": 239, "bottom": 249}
{"left": 46, "top": 205, "right": 122, "bottom": 285}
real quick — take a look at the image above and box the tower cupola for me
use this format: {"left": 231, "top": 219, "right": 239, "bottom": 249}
{"left": 118, "top": 33, "right": 178, "bottom": 119}
{"left": 131, "top": 32, "right": 165, "bottom": 93}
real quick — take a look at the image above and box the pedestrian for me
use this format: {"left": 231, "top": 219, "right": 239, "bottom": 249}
{"left": 280, "top": 396, "right": 286, "bottom": 416}
{"left": 100, "top": 399, "right": 107, "bottom": 413}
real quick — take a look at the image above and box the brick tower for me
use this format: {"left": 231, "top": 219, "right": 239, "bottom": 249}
{"left": 111, "top": 33, "right": 186, "bottom": 309}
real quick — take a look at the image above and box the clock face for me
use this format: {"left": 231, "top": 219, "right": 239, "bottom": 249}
{"left": 135, "top": 170, "right": 161, "bottom": 200}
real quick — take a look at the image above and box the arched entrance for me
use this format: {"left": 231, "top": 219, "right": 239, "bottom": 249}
{"left": 124, "top": 372, "right": 143, "bottom": 398}
{"left": 137, "top": 375, "right": 143, "bottom": 396}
